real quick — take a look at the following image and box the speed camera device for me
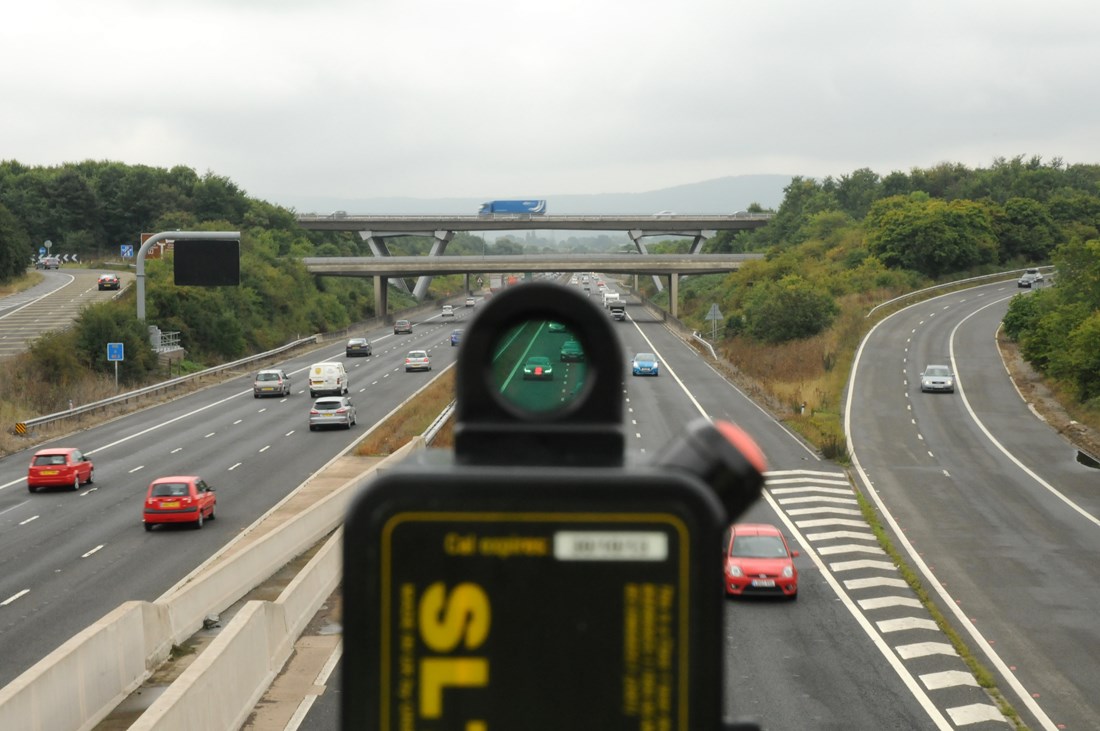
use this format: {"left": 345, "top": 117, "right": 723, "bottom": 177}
{"left": 343, "top": 281, "right": 766, "bottom": 730}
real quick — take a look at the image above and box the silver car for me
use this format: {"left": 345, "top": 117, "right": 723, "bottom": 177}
{"left": 253, "top": 369, "right": 291, "bottom": 398}
{"left": 920, "top": 365, "right": 955, "bottom": 393}
{"left": 309, "top": 396, "right": 357, "bottom": 430}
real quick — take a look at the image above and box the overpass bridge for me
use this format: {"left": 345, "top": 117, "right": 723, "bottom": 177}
{"left": 302, "top": 253, "right": 761, "bottom": 319}
{"left": 296, "top": 213, "right": 771, "bottom": 317}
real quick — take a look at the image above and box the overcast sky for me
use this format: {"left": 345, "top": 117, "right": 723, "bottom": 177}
{"left": 4, "top": 0, "right": 1099, "bottom": 207}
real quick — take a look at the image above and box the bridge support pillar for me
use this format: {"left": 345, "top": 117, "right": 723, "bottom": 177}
{"left": 464, "top": 273, "right": 471, "bottom": 294}
{"left": 629, "top": 229, "right": 665, "bottom": 292}
{"left": 668, "top": 273, "right": 679, "bottom": 319}
{"left": 689, "top": 230, "right": 716, "bottom": 254}
{"left": 360, "top": 233, "right": 411, "bottom": 294}
{"left": 411, "top": 230, "right": 454, "bottom": 300}
{"left": 374, "top": 276, "right": 389, "bottom": 319}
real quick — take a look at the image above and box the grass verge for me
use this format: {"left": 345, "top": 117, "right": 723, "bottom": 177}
{"left": 355, "top": 368, "right": 456, "bottom": 456}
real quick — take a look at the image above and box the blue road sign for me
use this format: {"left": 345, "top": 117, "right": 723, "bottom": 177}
{"left": 121, "top": 245, "right": 134, "bottom": 258}
{"left": 107, "top": 343, "right": 125, "bottom": 362}
{"left": 39, "top": 247, "right": 46, "bottom": 256}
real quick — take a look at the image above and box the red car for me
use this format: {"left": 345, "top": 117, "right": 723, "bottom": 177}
{"left": 27, "top": 448, "right": 94, "bottom": 492}
{"left": 724, "top": 523, "right": 799, "bottom": 599}
{"left": 143, "top": 475, "right": 216, "bottom": 530}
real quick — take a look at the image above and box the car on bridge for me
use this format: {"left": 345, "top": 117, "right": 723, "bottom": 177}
{"left": 27, "top": 448, "right": 94, "bottom": 492}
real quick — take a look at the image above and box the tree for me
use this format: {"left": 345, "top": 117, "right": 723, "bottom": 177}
{"left": 0, "top": 202, "right": 33, "bottom": 282}
{"left": 742, "top": 275, "right": 838, "bottom": 343}
{"left": 865, "top": 195, "right": 997, "bottom": 277}
{"left": 992, "top": 197, "right": 1061, "bottom": 263}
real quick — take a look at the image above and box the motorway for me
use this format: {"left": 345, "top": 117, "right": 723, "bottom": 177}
{"left": 0, "top": 302, "right": 470, "bottom": 689}
{"left": 0, "top": 269, "right": 131, "bottom": 359}
{"left": 295, "top": 279, "right": 1008, "bottom": 730}
{"left": 847, "top": 280, "right": 1100, "bottom": 731}
{"left": 3, "top": 274, "right": 1088, "bottom": 729}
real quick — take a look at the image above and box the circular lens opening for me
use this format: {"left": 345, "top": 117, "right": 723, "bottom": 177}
{"left": 488, "top": 318, "right": 588, "bottom": 414}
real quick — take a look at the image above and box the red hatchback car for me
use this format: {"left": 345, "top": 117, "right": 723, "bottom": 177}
{"left": 724, "top": 523, "right": 799, "bottom": 600}
{"left": 27, "top": 448, "right": 94, "bottom": 492}
{"left": 143, "top": 476, "right": 216, "bottom": 531}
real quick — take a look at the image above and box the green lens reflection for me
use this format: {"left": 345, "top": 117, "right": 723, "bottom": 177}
{"left": 491, "top": 319, "right": 588, "bottom": 414}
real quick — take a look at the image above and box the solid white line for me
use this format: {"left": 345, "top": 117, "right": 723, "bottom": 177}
{"left": 948, "top": 301, "right": 1100, "bottom": 528}
{"left": 1, "top": 589, "right": 30, "bottom": 606}
{"left": 844, "top": 288, "right": 1068, "bottom": 731}
{"left": 638, "top": 311, "right": 953, "bottom": 730}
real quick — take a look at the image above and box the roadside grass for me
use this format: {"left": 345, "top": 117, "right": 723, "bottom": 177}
{"left": 855, "top": 491, "right": 1025, "bottom": 729}
{"left": 0, "top": 270, "right": 43, "bottom": 297}
{"left": 355, "top": 369, "right": 456, "bottom": 456}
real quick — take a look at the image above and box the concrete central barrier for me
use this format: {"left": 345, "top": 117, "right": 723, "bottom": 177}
{"left": 0, "top": 601, "right": 171, "bottom": 731}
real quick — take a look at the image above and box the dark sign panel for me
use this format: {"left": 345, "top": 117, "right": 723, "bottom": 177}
{"left": 173, "top": 239, "right": 240, "bottom": 286}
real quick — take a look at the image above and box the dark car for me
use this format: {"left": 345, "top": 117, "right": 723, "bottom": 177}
{"left": 724, "top": 523, "right": 799, "bottom": 599}
{"left": 143, "top": 476, "right": 216, "bottom": 530}
{"left": 97, "top": 273, "right": 121, "bottom": 290}
{"left": 394, "top": 319, "right": 413, "bottom": 334}
{"left": 346, "top": 337, "right": 373, "bottom": 357}
{"left": 450, "top": 329, "right": 463, "bottom": 346}
{"left": 1017, "top": 273, "right": 1040, "bottom": 288}
{"left": 27, "top": 448, "right": 94, "bottom": 492}
{"left": 560, "top": 339, "right": 584, "bottom": 362}
{"left": 523, "top": 356, "right": 554, "bottom": 380}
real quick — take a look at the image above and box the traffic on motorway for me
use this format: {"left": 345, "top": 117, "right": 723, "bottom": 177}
{"left": 4, "top": 275, "right": 1092, "bottom": 730}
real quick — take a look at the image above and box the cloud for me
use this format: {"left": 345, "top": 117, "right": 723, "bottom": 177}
{"left": 3, "top": 0, "right": 1100, "bottom": 205}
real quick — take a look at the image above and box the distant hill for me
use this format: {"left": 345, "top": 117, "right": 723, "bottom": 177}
{"left": 284, "top": 174, "right": 791, "bottom": 216}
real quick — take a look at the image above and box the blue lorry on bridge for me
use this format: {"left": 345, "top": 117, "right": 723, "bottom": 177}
{"left": 478, "top": 200, "right": 547, "bottom": 215}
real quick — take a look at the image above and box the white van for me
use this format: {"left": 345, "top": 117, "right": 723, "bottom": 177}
{"left": 308, "top": 362, "right": 348, "bottom": 397}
